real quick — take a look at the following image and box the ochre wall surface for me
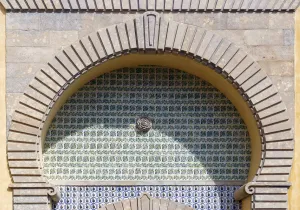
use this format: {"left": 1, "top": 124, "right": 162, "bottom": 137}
{"left": 0, "top": 4, "right": 12, "bottom": 210}
{"left": 290, "top": 8, "right": 300, "bottom": 210}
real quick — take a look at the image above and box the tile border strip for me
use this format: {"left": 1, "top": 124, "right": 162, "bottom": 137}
{"left": 0, "top": 0, "right": 300, "bottom": 12}
{"left": 49, "top": 180, "right": 247, "bottom": 186}
{"left": 6, "top": 11, "right": 294, "bottom": 210}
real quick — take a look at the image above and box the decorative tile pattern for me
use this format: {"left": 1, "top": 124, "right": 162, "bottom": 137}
{"left": 43, "top": 67, "right": 251, "bottom": 181}
{"left": 53, "top": 185, "right": 241, "bottom": 210}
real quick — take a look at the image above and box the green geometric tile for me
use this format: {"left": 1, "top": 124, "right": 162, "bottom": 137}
{"left": 43, "top": 67, "right": 251, "bottom": 181}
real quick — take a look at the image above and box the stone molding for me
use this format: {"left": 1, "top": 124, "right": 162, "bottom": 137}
{"left": 6, "top": 11, "right": 293, "bottom": 210}
{"left": 1, "top": 0, "right": 299, "bottom": 12}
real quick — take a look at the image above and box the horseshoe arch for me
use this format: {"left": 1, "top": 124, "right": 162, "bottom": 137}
{"left": 7, "top": 12, "right": 293, "bottom": 210}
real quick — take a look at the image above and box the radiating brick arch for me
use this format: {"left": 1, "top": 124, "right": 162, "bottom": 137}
{"left": 7, "top": 12, "right": 293, "bottom": 210}
{"left": 1, "top": 0, "right": 300, "bottom": 12}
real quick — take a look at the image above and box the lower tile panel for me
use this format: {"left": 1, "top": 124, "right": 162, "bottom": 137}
{"left": 53, "top": 185, "right": 241, "bottom": 210}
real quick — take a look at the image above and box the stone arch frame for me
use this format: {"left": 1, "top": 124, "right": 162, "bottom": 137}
{"left": 7, "top": 11, "right": 293, "bottom": 210}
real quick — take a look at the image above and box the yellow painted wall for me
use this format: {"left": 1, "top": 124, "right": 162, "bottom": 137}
{"left": 0, "top": 4, "right": 12, "bottom": 210}
{"left": 289, "top": 8, "right": 300, "bottom": 210}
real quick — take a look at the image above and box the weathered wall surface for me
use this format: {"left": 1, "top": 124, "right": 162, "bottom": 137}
{"left": 5, "top": 12, "right": 295, "bottom": 130}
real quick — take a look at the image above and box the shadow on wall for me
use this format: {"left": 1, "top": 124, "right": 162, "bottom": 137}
{"left": 43, "top": 66, "right": 251, "bottom": 182}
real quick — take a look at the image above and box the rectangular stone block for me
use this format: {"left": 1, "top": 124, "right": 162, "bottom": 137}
{"left": 256, "top": 175, "right": 289, "bottom": 182}
{"left": 227, "top": 13, "right": 269, "bottom": 29}
{"left": 165, "top": 21, "right": 179, "bottom": 50}
{"left": 9, "top": 122, "right": 40, "bottom": 136}
{"left": 7, "top": 142, "right": 37, "bottom": 152}
{"left": 284, "top": 29, "right": 294, "bottom": 46}
{"left": 180, "top": 25, "right": 197, "bottom": 53}
{"left": 244, "top": 30, "right": 284, "bottom": 46}
{"left": 43, "top": 0, "right": 55, "bottom": 9}
{"left": 190, "top": 0, "right": 200, "bottom": 10}
{"left": 97, "top": 28, "right": 114, "bottom": 56}
{"left": 14, "top": 204, "right": 49, "bottom": 210}
{"left": 14, "top": 196, "right": 48, "bottom": 204}
{"left": 49, "top": 31, "right": 79, "bottom": 50}
{"left": 71, "top": 41, "right": 92, "bottom": 67}
{"left": 185, "top": 13, "right": 227, "bottom": 30}
{"left": 212, "top": 30, "right": 245, "bottom": 46}
{"left": 255, "top": 187, "right": 287, "bottom": 194}
{"left": 103, "top": 0, "right": 113, "bottom": 10}
{"left": 88, "top": 32, "right": 107, "bottom": 59}
{"left": 248, "top": 0, "right": 260, "bottom": 10}
{"left": 229, "top": 56, "right": 254, "bottom": 80}
{"left": 173, "top": 24, "right": 188, "bottom": 51}
{"left": 121, "top": 0, "right": 130, "bottom": 10}
{"left": 6, "top": 63, "right": 46, "bottom": 79}
{"left": 260, "top": 167, "right": 290, "bottom": 175}
{"left": 196, "top": 31, "right": 214, "bottom": 58}
{"left": 94, "top": 0, "right": 105, "bottom": 10}
{"left": 107, "top": 25, "right": 122, "bottom": 54}
{"left": 246, "top": 46, "right": 294, "bottom": 61}
{"left": 80, "top": 36, "right": 99, "bottom": 63}
{"left": 14, "top": 189, "right": 48, "bottom": 196}
{"left": 198, "top": 0, "right": 209, "bottom": 10}
{"left": 12, "top": 112, "right": 41, "bottom": 128}
{"left": 8, "top": 131, "right": 37, "bottom": 143}
{"left": 266, "top": 141, "right": 294, "bottom": 150}
{"left": 181, "top": 0, "right": 191, "bottom": 10}
{"left": 6, "top": 93, "right": 22, "bottom": 111}
{"left": 7, "top": 47, "right": 56, "bottom": 63}
{"left": 9, "top": 160, "right": 39, "bottom": 168}
{"left": 11, "top": 168, "right": 42, "bottom": 176}
{"left": 215, "top": 0, "right": 226, "bottom": 10}
{"left": 6, "top": 78, "right": 31, "bottom": 93}
{"left": 269, "top": 13, "right": 295, "bottom": 29}
{"left": 264, "top": 130, "right": 293, "bottom": 142}
{"left": 202, "top": 34, "right": 222, "bottom": 61}
{"left": 258, "top": 61, "right": 294, "bottom": 76}
{"left": 40, "top": 13, "right": 81, "bottom": 31}
{"left": 6, "top": 31, "right": 49, "bottom": 47}
{"left": 270, "top": 76, "right": 294, "bottom": 92}
{"left": 7, "top": 13, "right": 40, "bottom": 30}
{"left": 254, "top": 194, "right": 288, "bottom": 201}
{"left": 116, "top": 23, "right": 130, "bottom": 51}
{"left": 7, "top": 152, "right": 37, "bottom": 160}
{"left": 265, "top": 151, "right": 293, "bottom": 158}
{"left": 264, "top": 159, "right": 293, "bottom": 167}
{"left": 217, "top": 45, "right": 239, "bottom": 69}
{"left": 35, "top": 70, "right": 62, "bottom": 92}
{"left": 254, "top": 202, "right": 287, "bottom": 209}
{"left": 63, "top": 46, "right": 85, "bottom": 71}
{"left": 12, "top": 176, "right": 46, "bottom": 183}
{"left": 25, "top": 87, "right": 52, "bottom": 106}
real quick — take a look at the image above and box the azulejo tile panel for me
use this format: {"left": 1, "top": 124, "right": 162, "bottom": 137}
{"left": 43, "top": 67, "right": 251, "bottom": 181}
{"left": 53, "top": 185, "right": 241, "bottom": 210}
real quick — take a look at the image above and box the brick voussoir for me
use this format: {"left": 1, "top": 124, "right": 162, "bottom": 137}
{"left": 8, "top": 131, "right": 38, "bottom": 143}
